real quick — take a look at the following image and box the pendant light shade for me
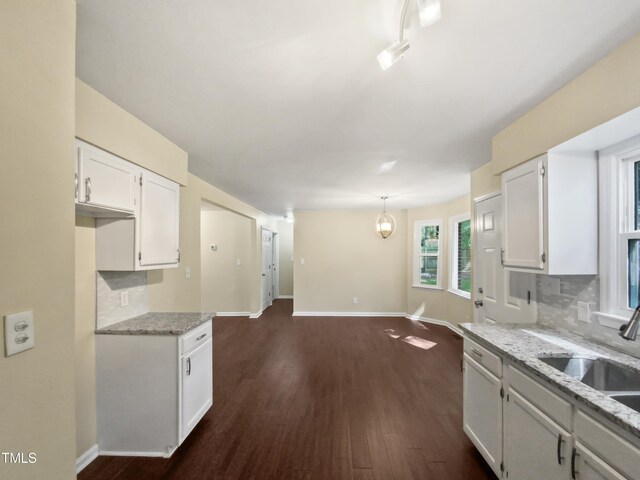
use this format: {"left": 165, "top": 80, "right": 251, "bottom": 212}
{"left": 376, "top": 197, "right": 396, "bottom": 239}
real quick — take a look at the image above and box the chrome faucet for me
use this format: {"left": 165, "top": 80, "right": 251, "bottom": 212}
{"left": 619, "top": 305, "right": 640, "bottom": 341}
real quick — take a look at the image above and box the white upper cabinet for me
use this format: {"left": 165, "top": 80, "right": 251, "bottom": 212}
{"left": 96, "top": 167, "right": 180, "bottom": 271}
{"left": 139, "top": 170, "right": 180, "bottom": 267}
{"left": 76, "top": 140, "right": 136, "bottom": 216}
{"left": 501, "top": 152, "right": 598, "bottom": 275}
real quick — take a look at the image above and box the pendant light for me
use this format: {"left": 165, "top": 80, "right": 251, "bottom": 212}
{"left": 376, "top": 196, "right": 396, "bottom": 239}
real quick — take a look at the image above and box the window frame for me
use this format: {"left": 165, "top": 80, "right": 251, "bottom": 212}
{"left": 448, "top": 213, "right": 471, "bottom": 299}
{"left": 598, "top": 136, "right": 640, "bottom": 328}
{"left": 413, "top": 219, "right": 443, "bottom": 290}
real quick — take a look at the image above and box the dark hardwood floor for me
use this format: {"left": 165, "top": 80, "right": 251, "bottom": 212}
{"left": 79, "top": 300, "right": 497, "bottom": 480}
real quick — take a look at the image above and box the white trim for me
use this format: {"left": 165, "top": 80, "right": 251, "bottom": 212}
{"left": 594, "top": 311, "right": 628, "bottom": 329}
{"left": 404, "top": 314, "right": 463, "bottom": 336}
{"left": 598, "top": 137, "right": 640, "bottom": 323}
{"left": 448, "top": 288, "right": 471, "bottom": 300}
{"left": 473, "top": 190, "right": 501, "bottom": 203}
{"left": 215, "top": 311, "right": 251, "bottom": 317}
{"left": 99, "top": 449, "right": 175, "bottom": 458}
{"left": 413, "top": 218, "right": 443, "bottom": 289}
{"left": 76, "top": 444, "right": 99, "bottom": 473}
{"left": 448, "top": 212, "right": 471, "bottom": 298}
{"left": 277, "top": 295, "right": 293, "bottom": 299}
{"left": 249, "top": 310, "right": 263, "bottom": 319}
{"left": 412, "top": 284, "right": 443, "bottom": 290}
{"left": 293, "top": 311, "right": 406, "bottom": 317}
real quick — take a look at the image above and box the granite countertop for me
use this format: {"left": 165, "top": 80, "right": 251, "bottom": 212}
{"left": 96, "top": 312, "right": 214, "bottom": 336}
{"left": 460, "top": 323, "right": 640, "bottom": 440}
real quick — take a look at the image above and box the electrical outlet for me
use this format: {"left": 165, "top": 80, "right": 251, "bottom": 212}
{"left": 236, "top": 259, "right": 242, "bottom": 266}
{"left": 577, "top": 302, "right": 590, "bottom": 323}
{"left": 353, "top": 297, "right": 358, "bottom": 304}
{"left": 4, "top": 311, "right": 35, "bottom": 356}
{"left": 185, "top": 267, "right": 191, "bottom": 279}
{"left": 300, "top": 258, "right": 305, "bottom": 265}
{"left": 120, "top": 291, "right": 129, "bottom": 307}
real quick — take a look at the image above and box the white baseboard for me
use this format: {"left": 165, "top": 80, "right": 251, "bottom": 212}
{"left": 292, "top": 311, "right": 406, "bottom": 317}
{"left": 277, "top": 295, "right": 293, "bottom": 299}
{"left": 215, "top": 311, "right": 251, "bottom": 317}
{"left": 249, "top": 310, "right": 263, "bottom": 319}
{"left": 406, "top": 314, "right": 463, "bottom": 336}
{"left": 99, "top": 448, "right": 174, "bottom": 458}
{"left": 76, "top": 444, "right": 99, "bottom": 473}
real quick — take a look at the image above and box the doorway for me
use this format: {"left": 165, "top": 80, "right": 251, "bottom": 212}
{"left": 473, "top": 193, "right": 536, "bottom": 324}
{"left": 261, "top": 228, "right": 274, "bottom": 311}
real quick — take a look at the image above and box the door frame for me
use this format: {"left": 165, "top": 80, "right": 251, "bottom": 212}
{"left": 261, "top": 227, "right": 273, "bottom": 311}
{"left": 472, "top": 191, "right": 501, "bottom": 323}
{"left": 272, "top": 232, "right": 279, "bottom": 301}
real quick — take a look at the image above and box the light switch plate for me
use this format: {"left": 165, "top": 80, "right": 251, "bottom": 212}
{"left": 4, "top": 311, "right": 35, "bottom": 357}
{"left": 236, "top": 259, "right": 241, "bottom": 266}
{"left": 120, "top": 291, "right": 129, "bottom": 307}
{"left": 185, "top": 267, "right": 191, "bottom": 279}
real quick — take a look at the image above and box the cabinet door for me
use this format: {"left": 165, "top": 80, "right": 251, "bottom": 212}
{"left": 181, "top": 339, "right": 213, "bottom": 441}
{"left": 463, "top": 354, "right": 503, "bottom": 476}
{"left": 139, "top": 170, "right": 180, "bottom": 267}
{"left": 504, "top": 389, "right": 570, "bottom": 480}
{"left": 77, "top": 141, "right": 136, "bottom": 213}
{"left": 572, "top": 442, "right": 627, "bottom": 480}
{"left": 502, "top": 155, "right": 545, "bottom": 270}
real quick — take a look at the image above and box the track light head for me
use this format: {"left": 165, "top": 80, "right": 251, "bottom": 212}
{"left": 377, "top": 40, "right": 410, "bottom": 71}
{"left": 417, "top": 0, "right": 442, "bottom": 27}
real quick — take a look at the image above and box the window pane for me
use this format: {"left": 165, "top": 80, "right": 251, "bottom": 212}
{"left": 421, "top": 225, "right": 439, "bottom": 254}
{"left": 457, "top": 220, "right": 471, "bottom": 292}
{"left": 629, "top": 239, "right": 640, "bottom": 308}
{"left": 420, "top": 256, "right": 438, "bottom": 285}
{"left": 635, "top": 161, "right": 640, "bottom": 230}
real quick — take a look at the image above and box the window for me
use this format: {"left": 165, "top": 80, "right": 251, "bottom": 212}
{"left": 598, "top": 137, "right": 640, "bottom": 327}
{"left": 449, "top": 214, "right": 471, "bottom": 298}
{"left": 413, "top": 219, "right": 442, "bottom": 289}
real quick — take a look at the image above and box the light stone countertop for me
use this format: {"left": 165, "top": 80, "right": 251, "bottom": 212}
{"left": 96, "top": 312, "right": 214, "bottom": 336}
{"left": 460, "top": 323, "right": 640, "bottom": 440}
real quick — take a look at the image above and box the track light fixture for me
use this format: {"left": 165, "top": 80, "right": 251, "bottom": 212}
{"left": 378, "top": 0, "right": 442, "bottom": 70}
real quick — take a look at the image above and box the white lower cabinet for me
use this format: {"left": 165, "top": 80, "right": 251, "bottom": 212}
{"left": 463, "top": 353, "right": 503, "bottom": 476}
{"left": 463, "top": 337, "right": 640, "bottom": 480}
{"left": 181, "top": 338, "right": 213, "bottom": 442}
{"left": 504, "top": 389, "right": 571, "bottom": 480}
{"left": 573, "top": 442, "right": 627, "bottom": 480}
{"left": 97, "top": 320, "right": 212, "bottom": 457}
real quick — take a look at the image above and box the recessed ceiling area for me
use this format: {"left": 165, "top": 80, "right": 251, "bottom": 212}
{"left": 76, "top": 0, "right": 640, "bottom": 216}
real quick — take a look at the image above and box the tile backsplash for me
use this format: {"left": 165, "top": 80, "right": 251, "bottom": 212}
{"left": 536, "top": 275, "right": 640, "bottom": 357}
{"left": 96, "top": 271, "right": 148, "bottom": 329}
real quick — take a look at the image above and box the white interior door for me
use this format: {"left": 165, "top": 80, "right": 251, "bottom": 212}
{"left": 261, "top": 229, "right": 273, "bottom": 310}
{"left": 474, "top": 194, "right": 536, "bottom": 324}
{"left": 272, "top": 233, "right": 279, "bottom": 300}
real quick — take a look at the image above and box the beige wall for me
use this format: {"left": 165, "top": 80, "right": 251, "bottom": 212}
{"left": 76, "top": 79, "right": 189, "bottom": 185}
{"left": 470, "top": 163, "right": 501, "bottom": 201}
{"left": 200, "top": 210, "right": 253, "bottom": 313}
{"left": 293, "top": 210, "right": 407, "bottom": 314}
{"left": 0, "top": 2, "right": 77, "bottom": 479}
{"left": 492, "top": 32, "right": 640, "bottom": 174}
{"left": 148, "top": 173, "right": 279, "bottom": 315}
{"left": 75, "top": 216, "right": 97, "bottom": 457}
{"left": 277, "top": 221, "right": 294, "bottom": 297}
{"left": 406, "top": 194, "right": 473, "bottom": 326}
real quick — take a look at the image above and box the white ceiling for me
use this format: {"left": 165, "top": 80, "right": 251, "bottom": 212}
{"left": 76, "top": 0, "right": 640, "bottom": 217}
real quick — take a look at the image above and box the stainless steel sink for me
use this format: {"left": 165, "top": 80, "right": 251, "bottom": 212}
{"left": 609, "top": 393, "right": 640, "bottom": 412}
{"left": 538, "top": 356, "right": 640, "bottom": 412}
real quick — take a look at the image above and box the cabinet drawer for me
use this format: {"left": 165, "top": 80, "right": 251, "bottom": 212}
{"left": 181, "top": 320, "right": 212, "bottom": 356}
{"left": 508, "top": 365, "right": 572, "bottom": 430}
{"left": 464, "top": 337, "right": 502, "bottom": 377}
{"left": 574, "top": 410, "right": 640, "bottom": 480}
